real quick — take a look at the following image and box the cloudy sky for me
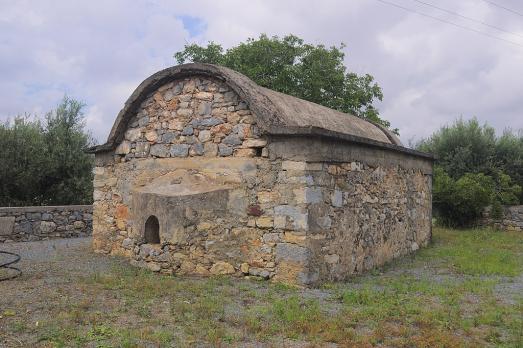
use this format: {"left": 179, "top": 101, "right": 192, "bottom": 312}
{"left": 1, "top": 0, "right": 522, "bottom": 145}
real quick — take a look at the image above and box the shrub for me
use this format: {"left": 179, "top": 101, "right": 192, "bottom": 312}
{"left": 433, "top": 167, "right": 519, "bottom": 227}
{"left": 490, "top": 200, "right": 503, "bottom": 220}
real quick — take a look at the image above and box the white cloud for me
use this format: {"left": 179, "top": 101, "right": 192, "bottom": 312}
{"left": 1, "top": 0, "right": 523, "bottom": 144}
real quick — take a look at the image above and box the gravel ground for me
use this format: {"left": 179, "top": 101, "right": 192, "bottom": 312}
{"left": 0, "top": 238, "right": 127, "bottom": 347}
{"left": 1, "top": 235, "right": 522, "bottom": 347}
{"left": 1, "top": 237, "right": 116, "bottom": 279}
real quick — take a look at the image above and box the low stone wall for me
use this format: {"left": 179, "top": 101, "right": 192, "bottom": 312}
{"left": 0, "top": 205, "right": 92, "bottom": 242}
{"left": 481, "top": 205, "right": 523, "bottom": 231}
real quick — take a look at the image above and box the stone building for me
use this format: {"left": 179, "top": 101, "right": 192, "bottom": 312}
{"left": 88, "top": 63, "right": 433, "bottom": 286}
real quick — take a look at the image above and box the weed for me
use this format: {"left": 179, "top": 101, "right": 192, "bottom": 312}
{"left": 7, "top": 227, "right": 523, "bottom": 347}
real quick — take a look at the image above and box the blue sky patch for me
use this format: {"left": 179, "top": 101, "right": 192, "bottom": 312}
{"left": 178, "top": 15, "right": 206, "bottom": 37}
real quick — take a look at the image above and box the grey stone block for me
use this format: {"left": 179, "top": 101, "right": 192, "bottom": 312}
{"left": 150, "top": 144, "right": 170, "bottom": 157}
{"left": 223, "top": 134, "right": 242, "bottom": 146}
{"left": 0, "top": 217, "right": 15, "bottom": 236}
{"left": 198, "top": 101, "right": 212, "bottom": 116}
{"left": 162, "top": 132, "right": 177, "bottom": 143}
{"left": 170, "top": 144, "right": 190, "bottom": 157}
{"left": 275, "top": 243, "right": 310, "bottom": 264}
{"left": 181, "top": 126, "right": 194, "bottom": 136}
{"left": 218, "top": 144, "right": 233, "bottom": 156}
{"left": 191, "top": 117, "right": 223, "bottom": 128}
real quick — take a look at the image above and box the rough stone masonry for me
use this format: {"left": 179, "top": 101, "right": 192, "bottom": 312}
{"left": 87, "top": 63, "right": 434, "bottom": 286}
{"left": 0, "top": 205, "right": 92, "bottom": 243}
{"left": 481, "top": 205, "right": 523, "bottom": 231}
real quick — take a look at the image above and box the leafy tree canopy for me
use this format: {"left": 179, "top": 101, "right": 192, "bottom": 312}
{"left": 175, "top": 34, "right": 394, "bottom": 131}
{"left": 0, "top": 97, "right": 94, "bottom": 206}
{"left": 417, "top": 118, "right": 496, "bottom": 179}
{"left": 417, "top": 118, "right": 523, "bottom": 226}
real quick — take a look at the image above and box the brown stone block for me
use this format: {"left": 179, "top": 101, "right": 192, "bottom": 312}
{"left": 257, "top": 191, "right": 281, "bottom": 204}
{"left": 210, "top": 261, "right": 235, "bottom": 275}
{"left": 256, "top": 216, "right": 273, "bottom": 228}
{"left": 210, "top": 123, "right": 233, "bottom": 136}
{"left": 234, "top": 148, "right": 256, "bottom": 157}
{"left": 166, "top": 98, "right": 178, "bottom": 111}
{"left": 115, "top": 204, "right": 129, "bottom": 220}
{"left": 195, "top": 264, "right": 211, "bottom": 276}
{"left": 272, "top": 261, "right": 305, "bottom": 285}
{"left": 283, "top": 232, "right": 307, "bottom": 245}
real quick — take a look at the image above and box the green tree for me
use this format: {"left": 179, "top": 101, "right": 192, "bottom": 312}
{"left": 418, "top": 118, "right": 522, "bottom": 226}
{"left": 417, "top": 118, "right": 496, "bottom": 179}
{"left": 494, "top": 130, "right": 523, "bottom": 202}
{"left": 41, "top": 97, "right": 95, "bottom": 205}
{"left": 0, "top": 97, "right": 94, "bottom": 206}
{"left": 175, "top": 34, "right": 392, "bottom": 130}
{"left": 0, "top": 116, "right": 47, "bottom": 206}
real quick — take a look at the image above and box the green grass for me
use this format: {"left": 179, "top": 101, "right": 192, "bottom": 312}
{"left": 2, "top": 227, "right": 523, "bottom": 347}
{"left": 419, "top": 227, "right": 523, "bottom": 276}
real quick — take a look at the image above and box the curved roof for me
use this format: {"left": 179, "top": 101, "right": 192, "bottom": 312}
{"left": 90, "top": 63, "right": 410, "bottom": 154}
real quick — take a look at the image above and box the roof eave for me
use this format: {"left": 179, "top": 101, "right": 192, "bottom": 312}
{"left": 88, "top": 126, "right": 434, "bottom": 160}
{"left": 266, "top": 126, "right": 435, "bottom": 160}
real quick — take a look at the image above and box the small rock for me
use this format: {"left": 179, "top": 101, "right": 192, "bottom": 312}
{"left": 195, "top": 92, "right": 213, "bottom": 100}
{"left": 125, "top": 128, "right": 142, "bottom": 142}
{"left": 39, "top": 221, "right": 56, "bottom": 233}
{"left": 162, "top": 132, "right": 177, "bottom": 143}
{"left": 146, "top": 262, "right": 161, "bottom": 272}
{"left": 122, "top": 238, "right": 133, "bottom": 249}
{"left": 249, "top": 267, "right": 270, "bottom": 279}
{"left": 198, "top": 101, "right": 212, "bottom": 115}
{"left": 240, "top": 263, "right": 250, "bottom": 274}
{"left": 204, "top": 142, "right": 218, "bottom": 157}
{"left": 192, "top": 117, "right": 223, "bottom": 128}
{"left": 73, "top": 221, "right": 85, "bottom": 229}
{"left": 169, "top": 119, "right": 185, "bottom": 131}
{"left": 181, "top": 126, "right": 194, "bottom": 136}
{"left": 115, "top": 141, "right": 131, "bottom": 155}
{"left": 242, "top": 138, "right": 267, "bottom": 148}
{"left": 218, "top": 144, "right": 233, "bottom": 156}
{"left": 223, "top": 134, "right": 242, "bottom": 146}
{"left": 190, "top": 143, "right": 204, "bottom": 156}
{"left": 256, "top": 216, "right": 273, "bottom": 228}
{"left": 170, "top": 144, "right": 190, "bottom": 157}
{"left": 198, "top": 130, "right": 211, "bottom": 142}
{"left": 145, "top": 130, "right": 158, "bottom": 142}
{"left": 210, "top": 261, "right": 235, "bottom": 275}
{"left": 331, "top": 190, "right": 343, "bottom": 208}
{"left": 150, "top": 144, "right": 170, "bottom": 157}
{"left": 195, "top": 264, "right": 211, "bottom": 276}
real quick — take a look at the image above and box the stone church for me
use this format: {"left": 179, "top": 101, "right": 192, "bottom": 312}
{"left": 88, "top": 63, "right": 433, "bottom": 286}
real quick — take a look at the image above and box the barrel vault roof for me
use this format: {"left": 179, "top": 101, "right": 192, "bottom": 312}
{"left": 89, "top": 63, "right": 431, "bottom": 158}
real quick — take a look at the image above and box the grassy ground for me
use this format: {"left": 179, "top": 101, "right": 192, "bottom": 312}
{"left": 1, "top": 227, "right": 522, "bottom": 347}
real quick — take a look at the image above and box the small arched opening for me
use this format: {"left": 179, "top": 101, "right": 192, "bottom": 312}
{"left": 144, "top": 215, "right": 160, "bottom": 244}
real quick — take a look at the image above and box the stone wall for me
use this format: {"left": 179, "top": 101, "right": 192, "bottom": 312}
{"left": 271, "top": 160, "right": 431, "bottom": 284}
{"left": 481, "top": 205, "right": 523, "bottom": 231}
{"left": 92, "top": 75, "right": 432, "bottom": 286}
{"left": 111, "top": 75, "right": 264, "bottom": 162}
{"left": 0, "top": 205, "right": 92, "bottom": 242}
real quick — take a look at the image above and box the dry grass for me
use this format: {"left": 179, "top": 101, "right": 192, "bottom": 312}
{"left": 1, "top": 227, "right": 522, "bottom": 347}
